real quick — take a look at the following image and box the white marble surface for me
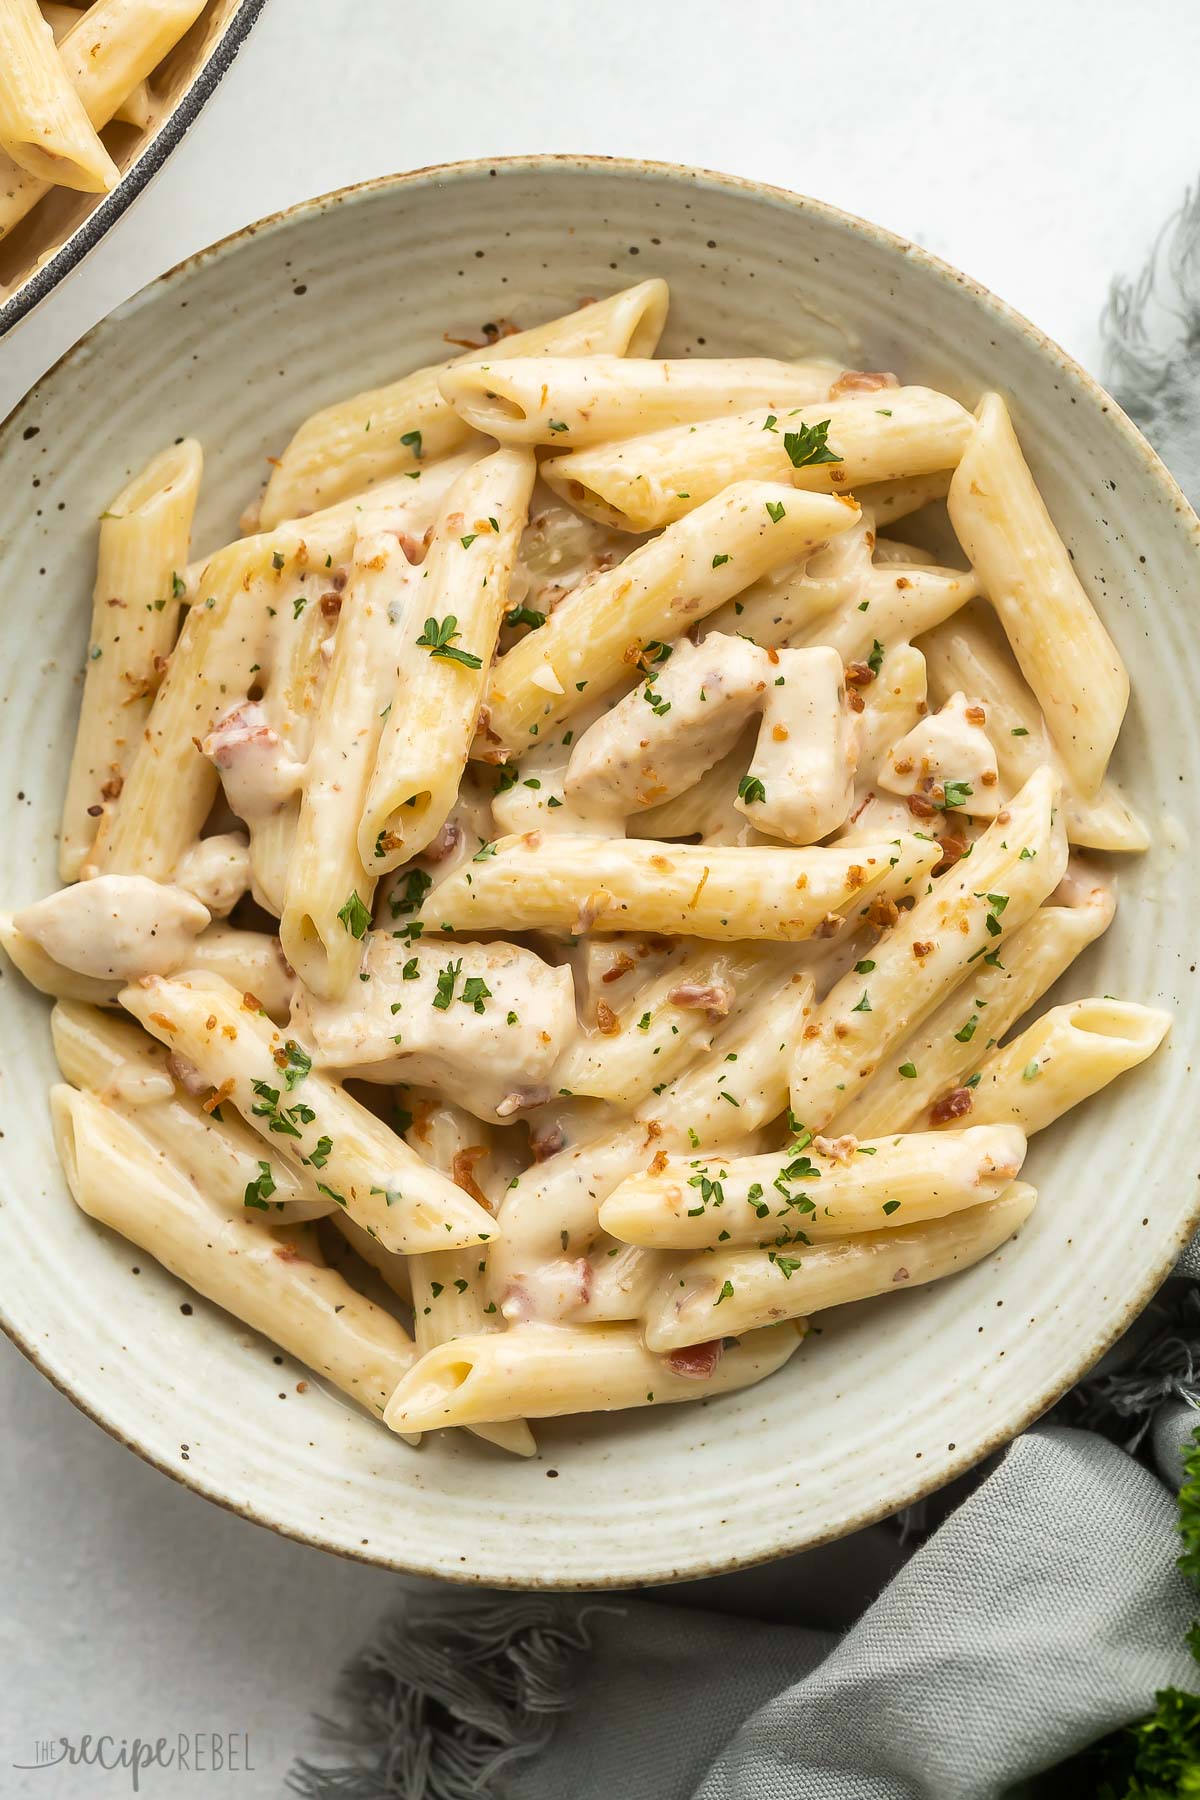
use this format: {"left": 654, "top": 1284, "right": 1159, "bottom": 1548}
{"left": 1, "top": 1, "right": 1197, "bottom": 1791}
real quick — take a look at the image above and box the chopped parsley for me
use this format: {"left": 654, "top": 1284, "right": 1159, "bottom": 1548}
{"left": 243, "top": 1161, "right": 276, "bottom": 1210}
{"left": 337, "top": 890, "right": 372, "bottom": 938}
{"left": 765, "top": 499, "right": 786, "bottom": 523}
{"left": 738, "top": 775, "right": 766, "bottom": 805}
{"left": 400, "top": 429, "right": 423, "bottom": 459}
{"left": 783, "top": 419, "right": 841, "bottom": 469}
{"left": 416, "top": 615, "right": 482, "bottom": 669}
{"left": 433, "top": 959, "right": 463, "bottom": 1010}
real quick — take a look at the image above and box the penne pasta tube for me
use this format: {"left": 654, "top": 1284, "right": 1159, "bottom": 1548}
{"left": 947, "top": 393, "right": 1128, "bottom": 795}
{"left": 483, "top": 484, "right": 858, "bottom": 752}
{"left": 358, "top": 447, "right": 536, "bottom": 872}
{"left": 0, "top": 0, "right": 117, "bottom": 189}
{"left": 601, "top": 1121, "right": 1027, "bottom": 1250}
{"left": 88, "top": 537, "right": 271, "bottom": 881}
{"left": 120, "top": 973, "right": 497, "bottom": 1254}
{"left": 429, "top": 832, "right": 941, "bottom": 942}
{"left": 52, "top": 1086, "right": 414, "bottom": 1415}
{"left": 555, "top": 942, "right": 780, "bottom": 1106}
{"left": 789, "top": 766, "right": 1068, "bottom": 1130}
{"left": 438, "top": 355, "right": 840, "bottom": 446}
{"left": 0, "top": 0, "right": 206, "bottom": 233}
{"left": 42, "top": 3, "right": 153, "bottom": 127}
{"left": 259, "top": 280, "right": 670, "bottom": 527}
{"left": 331, "top": 1210, "right": 412, "bottom": 1307}
{"left": 0, "top": 912, "right": 121, "bottom": 1002}
{"left": 934, "top": 999, "right": 1170, "bottom": 1136}
{"left": 737, "top": 646, "right": 857, "bottom": 843}
{"left": 541, "top": 388, "right": 974, "bottom": 532}
{"left": 833, "top": 886, "right": 1116, "bottom": 1136}
{"left": 50, "top": 1000, "right": 332, "bottom": 1221}
{"left": 280, "top": 527, "right": 419, "bottom": 1000}
{"left": 60, "top": 440, "right": 203, "bottom": 882}
{"left": 405, "top": 1099, "right": 535, "bottom": 1456}
{"left": 643, "top": 1181, "right": 1037, "bottom": 1350}
{"left": 790, "top": 562, "right": 979, "bottom": 664}
{"left": 918, "top": 612, "right": 1149, "bottom": 853}
{"left": 563, "top": 632, "right": 768, "bottom": 815}
{"left": 383, "top": 1318, "right": 805, "bottom": 1433}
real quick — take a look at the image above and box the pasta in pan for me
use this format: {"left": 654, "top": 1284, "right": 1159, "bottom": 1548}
{"left": 3, "top": 279, "right": 1167, "bottom": 1457}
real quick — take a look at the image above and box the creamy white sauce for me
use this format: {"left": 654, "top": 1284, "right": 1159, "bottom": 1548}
{"left": 202, "top": 702, "right": 307, "bottom": 825}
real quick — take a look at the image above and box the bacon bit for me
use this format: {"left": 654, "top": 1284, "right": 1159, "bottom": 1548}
{"left": 845, "top": 660, "right": 875, "bottom": 687}
{"left": 424, "top": 822, "right": 462, "bottom": 864}
{"left": 201, "top": 1076, "right": 235, "bottom": 1114}
{"left": 396, "top": 528, "right": 433, "bottom": 566}
{"left": 981, "top": 769, "right": 998, "bottom": 787}
{"left": 665, "top": 1340, "right": 724, "bottom": 1380}
{"left": 363, "top": 551, "right": 388, "bottom": 572}
{"left": 601, "top": 953, "right": 636, "bottom": 984}
{"left": 221, "top": 1024, "right": 237, "bottom": 1040}
{"left": 622, "top": 638, "right": 647, "bottom": 667}
{"left": 930, "top": 1086, "right": 974, "bottom": 1125}
{"left": 205, "top": 1014, "right": 217, "bottom": 1031}
{"left": 965, "top": 705, "right": 987, "bottom": 726}
{"left": 641, "top": 1119, "right": 663, "bottom": 1149}
{"left": 892, "top": 755, "right": 914, "bottom": 776}
{"left": 847, "top": 689, "right": 865, "bottom": 714}
{"left": 895, "top": 576, "right": 912, "bottom": 590}
{"left": 530, "top": 1122, "right": 565, "bottom": 1162}
{"left": 907, "top": 792, "right": 938, "bottom": 820}
{"left": 495, "top": 1085, "right": 553, "bottom": 1118}
{"left": 765, "top": 645, "right": 780, "bottom": 666}
{"left": 772, "top": 723, "right": 790, "bottom": 742}
{"left": 595, "top": 1000, "right": 620, "bottom": 1036}
{"left": 846, "top": 864, "right": 867, "bottom": 889}
{"left": 273, "top": 1242, "right": 308, "bottom": 1264}
{"left": 794, "top": 873, "right": 809, "bottom": 891}
{"left": 442, "top": 318, "right": 521, "bottom": 350}
{"left": 803, "top": 1021, "right": 821, "bottom": 1040}
{"left": 912, "top": 940, "right": 934, "bottom": 959}
{"left": 105, "top": 595, "right": 126, "bottom": 609}
{"left": 814, "top": 912, "right": 844, "bottom": 939}
{"left": 892, "top": 1266, "right": 910, "bottom": 1283}
{"left": 319, "top": 591, "right": 342, "bottom": 620}
{"left": 99, "top": 767, "right": 123, "bottom": 802}
{"left": 668, "top": 979, "right": 735, "bottom": 1020}
{"left": 865, "top": 896, "right": 899, "bottom": 933}
{"left": 241, "top": 991, "right": 265, "bottom": 1015}
{"left": 833, "top": 1022, "right": 850, "bottom": 1039}
{"left": 166, "top": 1052, "right": 206, "bottom": 1094}
{"left": 829, "top": 370, "right": 899, "bottom": 396}
{"left": 296, "top": 1380, "right": 308, "bottom": 1393}
{"left": 813, "top": 1133, "right": 857, "bottom": 1165}
{"left": 575, "top": 890, "right": 612, "bottom": 933}
{"left": 648, "top": 1149, "right": 670, "bottom": 1175}
{"left": 451, "top": 1146, "right": 492, "bottom": 1210}
{"left": 932, "top": 834, "right": 968, "bottom": 876}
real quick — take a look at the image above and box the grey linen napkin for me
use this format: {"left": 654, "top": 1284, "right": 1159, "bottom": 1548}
{"left": 289, "top": 187, "right": 1200, "bottom": 1800}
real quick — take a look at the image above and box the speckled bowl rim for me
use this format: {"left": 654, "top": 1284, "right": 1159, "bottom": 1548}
{"left": 0, "top": 0, "right": 268, "bottom": 341}
{"left": 2, "top": 153, "right": 1198, "bottom": 1588}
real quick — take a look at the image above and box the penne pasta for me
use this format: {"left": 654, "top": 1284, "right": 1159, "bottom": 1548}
{"left": 258, "top": 281, "right": 670, "bottom": 527}
{"left": 932, "top": 999, "right": 1170, "bottom": 1135}
{"left": 541, "top": 388, "right": 974, "bottom": 532}
{"left": 600, "top": 1122, "right": 1027, "bottom": 1249}
{"left": 58, "top": 443, "right": 202, "bottom": 880}
{"left": 429, "top": 832, "right": 941, "bottom": 942}
{"left": 789, "top": 767, "right": 1068, "bottom": 1130}
{"left": 358, "top": 447, "right": 536, "bottom": 872}
{"left": 383, "top": 1318, "right": 805, "bottom": 1433}
{"left": 52, "top": 1085, "right": 414, "bottom": 1414}
{"left": 438, "top": 354, "right": 840, "bottom": 446}
{"left": 41, "top": 3, "right": 152, "bottom": 126}
{"left": 0, "top": 0, "right": 117, "bottom": 190}
{"left": 947, "top": 393, "right": 1128, "bottom": 796}
{"left": 643, "top": 1182, "right": 1037, "bottom": 1350}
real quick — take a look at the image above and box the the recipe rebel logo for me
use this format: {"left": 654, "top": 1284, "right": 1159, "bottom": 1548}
{"left": 13, "top": 1731, "right": 255, "bottom": 1790}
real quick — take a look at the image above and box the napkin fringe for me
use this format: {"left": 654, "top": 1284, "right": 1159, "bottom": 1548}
{"left": 1101, "top": 182, "right": 1200, "bottom": 458}
{"left": 287, "top": 1598, "right": 607, "bottom": 1799}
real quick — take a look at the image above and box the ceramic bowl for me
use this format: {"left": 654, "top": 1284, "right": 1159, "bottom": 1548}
{"left": 1, "top": 157, "right": 1196, "bottom": 1588}
{"left": 0, "top": 0, "right": 267, "bottom": 338}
